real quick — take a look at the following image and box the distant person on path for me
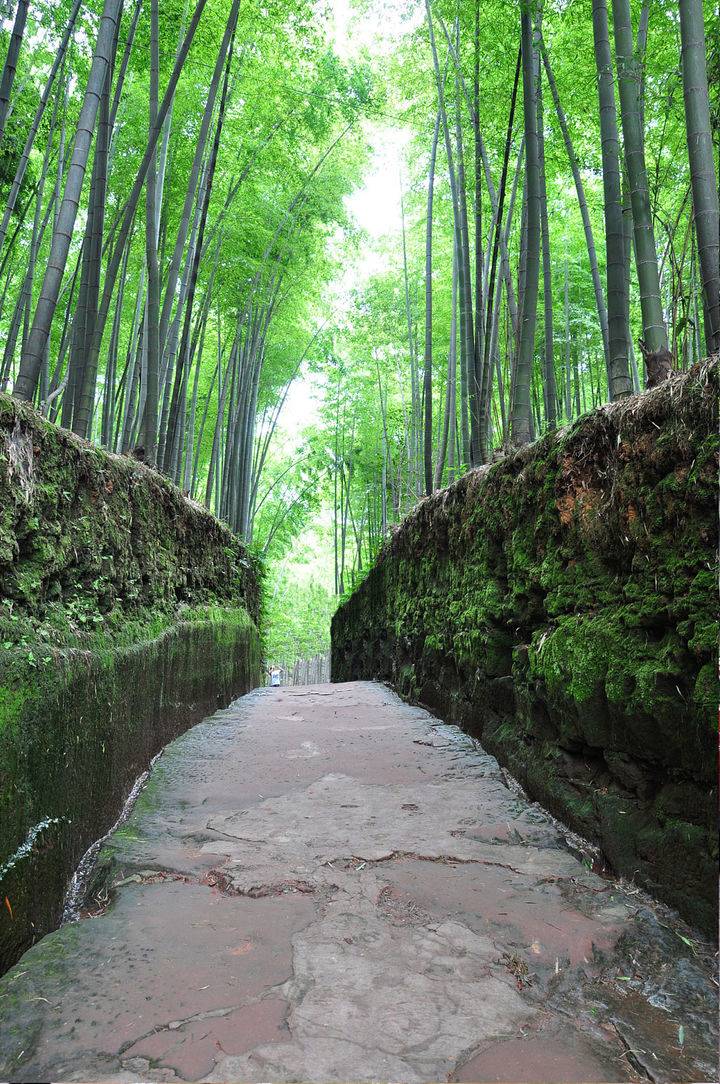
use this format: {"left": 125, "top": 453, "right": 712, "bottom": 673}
{"left": 268, "top": 665, "right": 282, "bottom": 688}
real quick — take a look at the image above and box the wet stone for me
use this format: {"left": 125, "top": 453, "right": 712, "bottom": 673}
{"left": 0, "top": 681, "right": 716, "bottom": 1083}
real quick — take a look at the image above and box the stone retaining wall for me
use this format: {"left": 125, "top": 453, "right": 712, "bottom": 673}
{"left": 332, "top": 361, "right": 718, "bottom": 934}
{"left": 0, "top": 396, "right": 262, "bottom": 971}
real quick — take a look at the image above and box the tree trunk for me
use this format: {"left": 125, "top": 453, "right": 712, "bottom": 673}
{"left": 140, "top": 0, "right": 161, "bottom": 460}
{"left": 452, "top": 30, "right": 478, "bottom": 466}
{"left": 158, "top": 0, "right": 237, "bottom": 366}
{"left": 0, "top": 0, "right": 82, "bottom": 257}
{"left": 435, "top": 228, "right": 458, "bottom": 488}
{"left": 563, "top": 257, "right": 572, "bottom": 419}
{"left": 59, "top": 0, "right": 210, "bottom": 422}
{"left": 534, "top": 11, "right": 556, "bottom": 430}
{"left": 118, "top": 264, "right": 145, "bottom": 450}
{"left": 0, "top": 0, "right": 29, "bottom": 143}
{"left": 481, "top": 48, "right": 521, "bottom": 456}
{"left": 2, "top": 82, "right": 59, "bottom": 394}
{"left": 400, "top": 186, "right": 419, "bottom": 495}
{"left": 512, "top": 5, "right": 540, "bottom": 446}
{"left": 13, "top": 0, "right": 124, "bottom": 402}
{"left": 183, "top": 308, "right": 209, "bottom": 491}
{"left": 158, "top": 159, "right": 208, "bottom": 465}
{"left": 425, "top": 1, "right": 470, "bottom": 467}
{"left": 101, "top": 239, "right": 130, "bottom": 446}
{"left": 611, "top": 0, "right": 668, "bottom": 360}
{"left": 164, "top": 21, "right": 235, "bottom": 475}
{"left": 69, "top": 16, "right": 118, "bottom": 436}
{"left": 679, "top": 0, "right": 720, "bottom": 353}
{"left": 590, "top": 0, "right": 632, "bottom": 399}
{"left": 472, "top": 0, "right": 484, "bottom": 436}
{"left": 437, "top": 14, "right": 520, "bottom": 364}
{"left": 541, "top": 33, "right": 617, "bottom": 396}
{"left": 423, "top": 111, "right": 439, "bottom": 495}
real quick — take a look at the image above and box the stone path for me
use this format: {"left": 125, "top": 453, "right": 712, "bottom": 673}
{"left": 0, "top": 682, "right": 716, "bottom": 1083}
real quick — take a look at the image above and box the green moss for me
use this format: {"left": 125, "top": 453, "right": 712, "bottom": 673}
{"left": 693, "top": 663, "right": 718, "bottom": 719}
{"left": 0, "top": 684, "right": 31, "bottom": 732}
{"left": 0, "top": 392, "right": 261, "bottom": 636}
{"left": 0, "top": 395, "right": 265, "bottom": 974}
{"left": 528, "top": 611, "right": 701, "bottom": 761}
{"left": 0, "top": 608, "right": 261, "bottom": 975}
{"left": 332, "top": 361, "right": 718, "bottom": 934}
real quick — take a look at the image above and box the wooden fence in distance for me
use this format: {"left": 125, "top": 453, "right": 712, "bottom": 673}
{"left": 271, "top": 651, "right": 331, "bottom": 686}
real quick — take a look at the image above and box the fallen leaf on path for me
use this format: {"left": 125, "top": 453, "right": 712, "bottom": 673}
{"left": 502, "top": 952, "right": 532, "bottom": 989}
{"left": 676, "top": 933, "right": 697, "bottom": 953}
{"left": 4, "top": 896, "right": 13, "bottom": 920}
{"left": 230, "top": 941, "right": 254, "bottom": 956}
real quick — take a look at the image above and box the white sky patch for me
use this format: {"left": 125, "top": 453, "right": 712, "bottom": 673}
{"left": 278, "top": 372, "right": 323, "bottom": 436}
{"left": 331, "top": 0, "right": 422, "bottom": 61}
{"left": 346, "top": 122, "right": 412, "bottom": 241}
{"left": 275, "top": 0, "right": 416, "bottom": 440}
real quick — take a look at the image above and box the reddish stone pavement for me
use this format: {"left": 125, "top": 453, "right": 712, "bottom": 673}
{"left": 0, "top": 682, "right": 716, "bottom": 1083}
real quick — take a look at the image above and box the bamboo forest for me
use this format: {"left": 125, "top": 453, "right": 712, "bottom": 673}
{"left": 0, "top": 0, "right": 718, "bottom": 1079}
{"left": 0, "top": 0, "right": 715, "bottom": 662}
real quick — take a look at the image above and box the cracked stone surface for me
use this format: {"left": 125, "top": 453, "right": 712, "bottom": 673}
{"left": 0, "top": 681, "right": 716, "bottom": 1083}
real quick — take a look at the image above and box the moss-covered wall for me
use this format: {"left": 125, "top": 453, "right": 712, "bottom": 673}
{"left": 0, "top": 396, "right": 263, "bottom": 972}
{"left": 332, "top": 360, "right": 718, "bottom": 935}
{"left": 0, "top": 395, "right": 260, "bottom": 626}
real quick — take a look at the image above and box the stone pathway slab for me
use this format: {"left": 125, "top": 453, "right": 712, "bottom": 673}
{"left": 0, "top": 682, "right": 716, "bottom": 1083}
